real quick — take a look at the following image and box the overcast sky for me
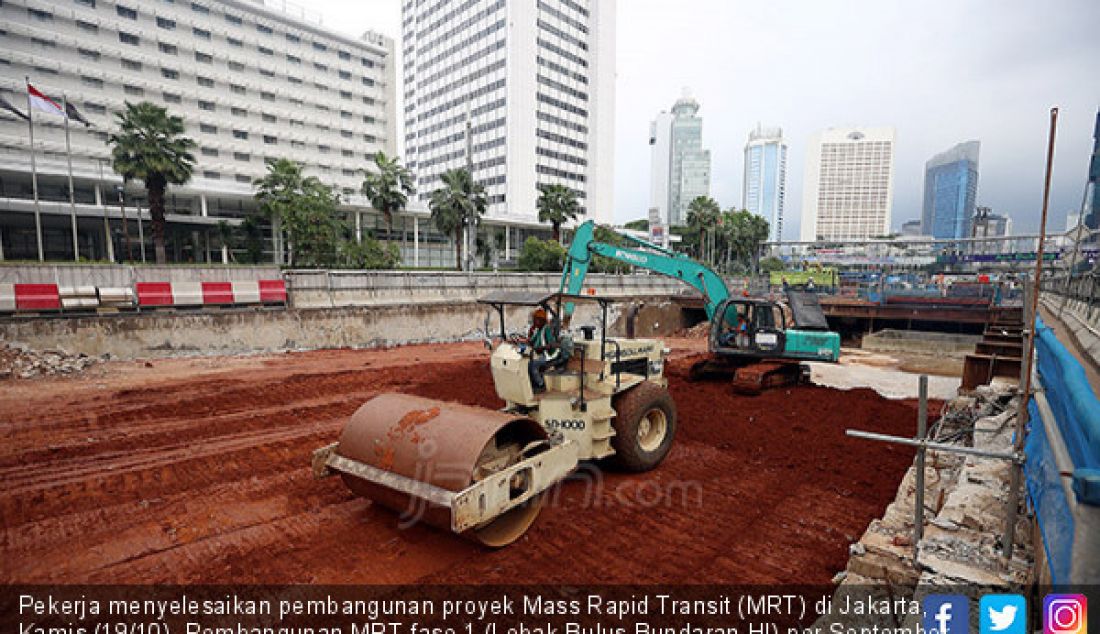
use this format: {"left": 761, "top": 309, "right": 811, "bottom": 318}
{"left": 310, "top": 0, "right": 1099, "bottom": 238}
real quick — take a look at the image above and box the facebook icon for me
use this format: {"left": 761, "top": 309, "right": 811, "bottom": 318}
{"left": 924, "top": 595, "right": 970, "bottom": 634}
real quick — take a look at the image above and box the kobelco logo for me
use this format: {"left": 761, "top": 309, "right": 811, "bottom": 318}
{"left": 614, "top": 249, "right": 648, "bottom": 265}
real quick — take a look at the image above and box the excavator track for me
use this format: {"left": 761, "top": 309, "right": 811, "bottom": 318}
{"left": 730, "top": 360, "right": 809, "bottom": 395}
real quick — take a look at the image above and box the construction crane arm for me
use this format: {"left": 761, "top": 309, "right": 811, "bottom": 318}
{"left": 560, "top": 220, "right": 730, "bottom": 320}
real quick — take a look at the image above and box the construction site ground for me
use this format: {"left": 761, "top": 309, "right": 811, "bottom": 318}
{"left": 1, "top": 339, "right": 938, "bottom": 585}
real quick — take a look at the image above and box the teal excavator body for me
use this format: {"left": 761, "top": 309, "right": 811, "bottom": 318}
{"left": 560, "top": 220, "right": 840, "bottom": 367}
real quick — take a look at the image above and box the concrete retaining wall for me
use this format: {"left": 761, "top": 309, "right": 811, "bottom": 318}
{"left": 862, "top": 328, "right": 981, "bottom": 356}
{"left": 0, "top": 297, "right": 676, "bottom": 360}
{"left": 1041, "top": 293, "right": 1100, "bottom": 368}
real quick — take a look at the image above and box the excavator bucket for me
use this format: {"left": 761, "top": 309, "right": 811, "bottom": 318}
{"left": 313, "top": 393, "right": 577, "bottom": 546}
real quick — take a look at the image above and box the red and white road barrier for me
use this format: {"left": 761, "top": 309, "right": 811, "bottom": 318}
{"left": 135, "top": 280, "right": 286, "bottom": 308}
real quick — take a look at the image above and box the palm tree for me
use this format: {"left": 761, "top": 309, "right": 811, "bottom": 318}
{"left": 107, "top": 101, "right": 196, "bottom": 264}
{"left": 361, "top": 151, "right": 414, "bottom": 241}
{"left": 686, "top": 196, "right": 720, "bottom": 264}
{"left": 537, "top": 183, "right": 583, "bottom": 242}
{"left": 429, "top": 169, "right": 486, "bottom": 270}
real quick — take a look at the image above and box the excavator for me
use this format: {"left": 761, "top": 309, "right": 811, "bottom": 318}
{"left": 559, "top": 220, "right": 841, "bottom": 393}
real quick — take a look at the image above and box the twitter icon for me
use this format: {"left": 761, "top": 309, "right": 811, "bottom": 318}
{"left": 981, "top": 594, "right": 1027, "bottom": 634}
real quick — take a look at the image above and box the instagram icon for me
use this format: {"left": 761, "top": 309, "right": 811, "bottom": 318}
{"left": 1045, "top": 595, "right": 1088, "bottom": 634}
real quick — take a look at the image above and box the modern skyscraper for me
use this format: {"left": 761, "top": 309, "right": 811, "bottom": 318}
{"left": 921, "top": 141, "right": 980, "bottom": 240}
{"left": 402, "top": 0, "right": 616, "bottom": 231}
{"left": 800, "top": 127, "right": 896, "bottom": 242}
{"left": 742, "top": 124, "right": 787, "bottom": 242}
{"left": 649, "top": 91, "right": 710, "bottom": 227}
{"left": 1084, "top": 109, "right": 1100, "bottom": 231}
{"left": 0, "top": 0, "right": 396, "bottom": 262}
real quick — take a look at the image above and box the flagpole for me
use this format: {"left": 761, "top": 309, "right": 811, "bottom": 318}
{"left": 25, "top": 76, "right": 44, "bottom": 261}
{"left": 62, "top": 94, "right": 79, "bottom": 262}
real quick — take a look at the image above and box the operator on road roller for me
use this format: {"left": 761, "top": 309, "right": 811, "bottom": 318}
{"left": 521, "top": 308, "right": 561, "bottom": 394}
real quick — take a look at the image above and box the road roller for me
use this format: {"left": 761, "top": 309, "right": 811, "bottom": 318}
{"left": 312, "top": 291, "right": 678, "bottom": 546}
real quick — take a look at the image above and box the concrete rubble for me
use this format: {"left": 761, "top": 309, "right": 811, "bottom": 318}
{"left": 0, "top": 341, "right": 100, "bottom": 379}
{"left": 815, "top": 378, "right": 1032, "bottom": 630}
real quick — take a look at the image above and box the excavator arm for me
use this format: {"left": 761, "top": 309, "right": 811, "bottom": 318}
{"left": 560, "top": 220, "right": 729, "bottom": 320}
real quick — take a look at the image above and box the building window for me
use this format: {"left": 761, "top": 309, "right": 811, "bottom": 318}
{"left": 28, "top": 8, "right": 52, "bottom": 20}
{"left": 260, "top": 68, "right": 276, "bottom": 78}
{"left": 339, "top": 90, "right": 352, "bottom": 100}
{"left": 156, "top": 16, "right": 175, "bottom": 29}
{"left": 74, "top": 0, "right": 95, "bottom": 7}
{"left": 230, "top": 84, "right": 245, "bottom": 95}
{"left": 258, "top": 46, "right": 273, "bottom": 56}
{"left": 231, "top": 107, "right": 247, "bottom": 117}
{"left": 193, "top": 27, "right": 211, "bottom": 40}
{"left": 289, "top": 119, "right": 304, "bottom": 127}
{"left": 160, "top": 68, "right": 178, "bottom": 79}
{"left": 122, "top": 59, "right": 142, "bottom": 70}
{"left": 232, "top": 129, "right": 248, "bottom": 139}
{"left": 228, "top": 61, "right": 244, "bottom": 71}
{"left": 162, "top": 92, "right": 181, "bottom": 104}
{"left": 338, "top": 70, "right": 351, "bottom": 80}
{"left": 200, "top": 123, "right": 217, "bottom": 134}
{"left": 260, "top": 91, "right": 275, "bottom": 101}
{"left": 158, "top": 42, "right": 177, "bottom": 54}
{"left": 233, "top": 152, "right": 250, "bottom": 161}
{"left": 124, "top": 84, "right": 143, "bottom": 96}
{"left": 235, "top": 174, "right": 251, "bottom": 183}
{"left": 227, "top": 37, "right": 243, "bottom": 47}
{"left": 285, "top": 32, "right": 300, "bottom": 43}
{"left": 196, "top": 76, "right": 214, "bottom": 87}
{"left": 286, "top": 55, "right": 300, "bottom": 64}
{"left": 314, "top": 63, "right": 327, "bottom": 72}
{"left": 81, "top": 76, "right": 103, "bottom": 88}
{"left": 116, "top": 5, "right": 137, "bottom": 19}
{"left": 341, "top": 149, "right": 354, "bottom": 157}
{"left": 312, "top": 41, "right": 327, "bottom": 52}
{"left": 340, "top": 110, "right": 351, "bottom": 119}
{"left": 78, "top": 48, "right": 100, "bottom": 60}
{"left": 317, "top": 145, "right": 330, "bottom": 154}
{"left": 83, "top": 102, "right": 106, "bottom": 114}
{"left": 340, "top": 130, "right": 353, "bottom": 138}
{"left": 31, "top": 37, "right": 56, "bottom": 48}
{"left": 361, "top": 57, "right": 374, "bottom": 68}
{"left": 198, "top": 100, "right": 215, "bottom": 111}
{"left": 224, "top": 13, "right": 242, "bottom": 25}
{"left": 190, "top": 2, "right": 208, "bottom": 14}
{"left": 203, "top": 171, "right": 220, "bottom": 179}
{"left": 195, "top": 52, "right": 213, "bottom": 63}
{"left": 256, "top": 23, "right": 272, "bottom": 34}
{"left": 76, "top": 20, "right": 97, "bottom": 33}
{"left": 119, "top": 32, "right": 140, "bottom": 45}
{"left": 338, "top": 50, "right": 351, "bottom": 61}
{"left": 201, "top": 147, "right": 218, "bottom": 157}
{"left": 263, "top": 135, "right": 277, "bottom": 145}
{"left": 261, "top": 113, "right": 276, "bottom": 123}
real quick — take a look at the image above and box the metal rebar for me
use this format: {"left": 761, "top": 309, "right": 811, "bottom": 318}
{"left": 914, "top": 375, "right": 928, "bottom": 554}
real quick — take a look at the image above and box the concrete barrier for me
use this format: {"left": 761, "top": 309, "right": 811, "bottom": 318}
{"left": 0, "top": 264, "right": 281, "bottom": 286}
{"left": 0, "top": 298, "right": 675, "bottom": 360}
{"left": 862, "top": 329, "right": 981, "bottom": 356}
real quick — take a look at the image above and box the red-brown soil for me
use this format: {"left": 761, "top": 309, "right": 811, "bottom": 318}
{"left": 0, "top": 342, "right": 932, "bottom": 584}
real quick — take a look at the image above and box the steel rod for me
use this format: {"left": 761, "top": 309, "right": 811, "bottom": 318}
{"left": 914, "top": 376, "right": 928, "bottom": 553}
{"left": 845, "top": 429, "right": 1020, "bottom": 462}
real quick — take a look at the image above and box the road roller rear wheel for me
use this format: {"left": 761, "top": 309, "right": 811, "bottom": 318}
{"left": 608, "top": 382, "right": 677, "bottom": 472}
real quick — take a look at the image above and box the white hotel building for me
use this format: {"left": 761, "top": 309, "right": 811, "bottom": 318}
{"left": 402, "top": 0, "right": 616, "bottom": 254}
{"left": 800, "top": 127, "right": 896, "bottom": 242}
{"left": 0, "top": 0, "right": 397, "bottom": 263}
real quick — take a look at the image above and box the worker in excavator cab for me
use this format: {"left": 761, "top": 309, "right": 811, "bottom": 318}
{"left": 523, "top": 307, "right": 560, "bottom": 393}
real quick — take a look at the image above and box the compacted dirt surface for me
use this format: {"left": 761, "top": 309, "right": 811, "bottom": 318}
{"left": 0, "top": 340, "right": 932, "bottom": 585}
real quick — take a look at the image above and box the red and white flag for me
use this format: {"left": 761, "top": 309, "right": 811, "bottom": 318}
{"left": 27, "top": 83, "right": 65, "bottom": 118}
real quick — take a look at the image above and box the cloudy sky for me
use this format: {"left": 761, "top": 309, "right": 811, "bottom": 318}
{"left": 311, "top": 0, "right": 1099, "bottom": 238}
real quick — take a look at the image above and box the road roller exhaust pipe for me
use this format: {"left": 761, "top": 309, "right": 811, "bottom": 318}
{"left": 313, "top": 393, "right": 578, "bottom": 547}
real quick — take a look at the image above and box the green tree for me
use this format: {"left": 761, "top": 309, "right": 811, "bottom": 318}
{"left": 517, "top": 237, "right": 566, "bottom": 271}
{"left": 340, "top": 234, "right": 400, "bottom": 269}
{"left": 537, "top": 183, "right": 584, "bottom": 242}
{"left": 686, "top": 196, "right": 721, "bottom": 265}
{"left": 759, "top": 256, "right": 786, "bottom": 274}
{"left": 429, "top": 169, "right": 486, "bottom": 270}
{"left": 360, "top": 151, "right": 414, "bottom": 240}
{"left": 106, "top": 101, "right": 196, "bottom": 264}
{"left": 623, "top": 218, "right": 649, "bottom": 232}
{"left": 239, "top": 215, "right": 265, "bottom": 264}
{"left": 718, "top": 209, "right": 770, "bottom": 273}
{"left": 254, "top": 158, "right": 344, "bottom": 267}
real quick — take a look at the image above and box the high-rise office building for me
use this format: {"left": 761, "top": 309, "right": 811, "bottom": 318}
{"left": 742, "top": 124, "right": 787, "bottom": 242}
{"left": 1084, "top": 109, "right": 1099, "bottom": 232}
{"left": 649, "top": 91, "right": 710, "bottom": 227}
{"left": 800, "top": 127, "right": 895, "bottom": 242}
{"left": 0, "top": 0, "right": 396, "bottom": 262}
{"left": 921, "top": 141, "right": 980, "bottom": 240}
{"left": 402, "top": 0, "right": 616, "bottom": 240}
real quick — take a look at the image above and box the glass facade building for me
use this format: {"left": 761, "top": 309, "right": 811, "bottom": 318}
{"left": 742, "top": 125, "right": 787, "bottom": 242}
{"left": 921, "top": 141, "right": 980, "bottom": 240}
{"left": 649, "top": 92, "right": 710, "bottom": 227}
